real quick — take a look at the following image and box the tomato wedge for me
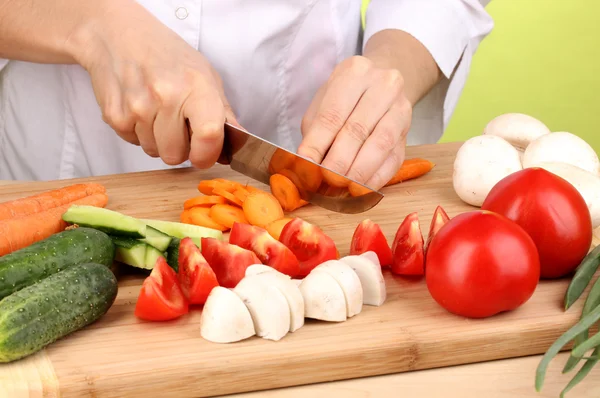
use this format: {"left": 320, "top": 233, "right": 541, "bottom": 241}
{"left": 229, "top": 222, "right": 300, "bottom": 277}
{"left": 279, "top": 218, "right": 338, "bottom": 276}
{"left": 177, "top": 237, "right": 219, "bottom": 305}
{"left": 424, "top": 205, "right": 450, "bottom": 255}
{"left": 134, "top": 256, "right": 189, "bottom": 321}
{"left": 349, "top": 219, "right": 392, "bottom": 267}
{"left": 200, "top": 237, "right": 261, "bottom": 288}
{"left": 391, "top": 212, "right": 425, "bottom": 276}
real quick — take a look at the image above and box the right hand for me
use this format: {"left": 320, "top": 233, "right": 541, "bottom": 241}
{"left": 71, "top": 0, "right": 239, "bottom": 168}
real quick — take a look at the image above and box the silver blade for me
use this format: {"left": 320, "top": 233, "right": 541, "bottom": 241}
{"left": 220, "top": 122, "right": 383, "bottom": 214}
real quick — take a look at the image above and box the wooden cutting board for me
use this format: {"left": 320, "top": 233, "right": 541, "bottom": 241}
{"left": 1, "top": 142, "right": 598, "bottom": 398}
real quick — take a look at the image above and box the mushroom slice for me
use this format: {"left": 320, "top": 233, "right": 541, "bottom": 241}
{"left": 299, "top": 271, "right": 347, "bottom": 322}
{"left": 245, "top": 263, "right": 285, "bottom": 278}
{"left": 340, "top": 255, "right": 387, "bottom": 307}
{"left": 252, "top": 271, "right": 305, "bottom": 332}
{"left": 200, "top": 286, "right": 255, "bottom": 343}
{"left": 313, "top": 260, "right": 363, "bottom": 317}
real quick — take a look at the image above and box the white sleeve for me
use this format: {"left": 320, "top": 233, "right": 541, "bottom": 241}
{"left": 363, "top": 0, "right": 494, "bottom": 139}
{"left": 0, "top": 59, "right": 8, "bottom": 71}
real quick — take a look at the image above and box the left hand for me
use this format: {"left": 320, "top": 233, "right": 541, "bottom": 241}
{"left": 297, "top": 55, "right": 412, "bottom": 190}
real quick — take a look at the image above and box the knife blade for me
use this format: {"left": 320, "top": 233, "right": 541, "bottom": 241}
{"left": 220, "top": 122, "right": 383, "bottom": 214}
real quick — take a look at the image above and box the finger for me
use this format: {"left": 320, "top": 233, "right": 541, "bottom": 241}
{"left": 126, "top": 88, "right": 160, "bottom": 157}
{"left": 184, "top": 89, "right": 226, "bottom": 169}
{"left": 347, "top": 101, "right": 411, "bottom": 186}
{"left": 300, "top": 84, "right": 327, "bottom": 136}
{"left": 320, "top": 79, "right": 400, "bottom": 175}
{"left": 365, "top": 138, "right": 406, "bottom": 191}
{"left": 217, "top": 96, "right": 240, "bottom": 165}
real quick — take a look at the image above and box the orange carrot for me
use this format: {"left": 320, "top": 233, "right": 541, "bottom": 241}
{"left": 0, "top": 193, "right": 108, "bottom": 256}
{"left": 233, "top": 187, "right": 250, "bottom": 204}
{"left": 321, "top": 169, "right": 351, "bottom": 188}
{"left": 180, "top": 209, "right": 194, "bottom": 224}
{"left": 291, "top": 158, "right": 323, "bottom": 193}
{"left": 183, "top": 195, "right": 226, "bottom": 210}
{"left": 212, "top": 188, "right": 244, "bottom": 207}
{"left": 265, "top": 218, "right": 293, "bottom": 240}
{"left": 213, "top": 178, "right": 243, "bottom": 192}
{"left": 277, "top": 169, "right": 307, "bottom": 198}
{"left": 242, "top": 191, "right": 284, "bottom": 228}
{"left": 209, "top": 204, "right": 248, "bottom": 229}
{"left": 183, "top": 206, "right": 228, "bottom": 231}
{"left": 0, "top": 183, "right": 106, "bottom": 221}
{"left": 348, "top": 182, "right": 371, "bottom": 197}
{"left": 268, "top": 148, "right": 296, "bottom": 174}
{"left": 197, "top": 180, "right": 220, "bottom": 196}
{"left": 269, "top": 173, "right": 302, "bottom": 212}
{"left": 243, "top": 184, "right": 264, "bottom": 194}
{"left": 385, "top": 158, "right": 435, "bottom": 186}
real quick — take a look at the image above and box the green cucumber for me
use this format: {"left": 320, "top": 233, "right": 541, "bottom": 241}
{"left": 112, "top": 237, "right": 165, "bottom": 270}
{"left": 141, "top": 218, "right": 223, "bottom": 246}
{"left": 0, "top": 263, "right": 118, "bottom": 363}
{"left": 62, "top": 205, "right": 146, "bottom": 238}
{"left": 0, "top": 228, "right": 115, "bottom": 301}
{"left": 138, "top": 226, "right": 172, "bottom": 252}
{"left": 165, "top": 237, "right": 181, "bottom": 272}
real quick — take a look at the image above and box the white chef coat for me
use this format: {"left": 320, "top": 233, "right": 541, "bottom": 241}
{"left": 0, "top": 0, "right": 493, "bottom": 181}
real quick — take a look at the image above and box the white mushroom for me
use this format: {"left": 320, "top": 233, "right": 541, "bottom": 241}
{"left": 340, "top": 254, "right": 387, "bottom": 307}
{"left": 483, "top": 113, "right": 550, "bottom": 151}
{"left": 251, "top": 271, "right": 305, "bottom": 332}
{"left": 359, "top": 251, "right": 381, "bottom": 267}
{"left": 453, "top": 135, "right": 523, "bottom": 207}
{"left": 313, "top": 260, "right": 363, "bottom": 317}
{"left": 525, "top": 162, "right": 600, "bottom": 228}
{"left": 245, "top": 263, "right": 282, "bottom": 277}
{"left": 200, "top": 287, "right": 255, "bottom": 343}
{"left": 299, "top": 271, "right": 347, "bottom": 322}
{"left": 523, "top": 132, "right": 600, "bottom": 175}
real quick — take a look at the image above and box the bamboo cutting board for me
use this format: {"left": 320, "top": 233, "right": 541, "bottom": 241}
{"left": 0, "top": 142, "right": 598, "bottom": 398}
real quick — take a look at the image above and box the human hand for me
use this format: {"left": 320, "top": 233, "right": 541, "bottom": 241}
{"left": 297, "top": 56, "right": 412, "bottom": 190}
{"left": 74, "top": 1, "right": 238, "bottom": 168}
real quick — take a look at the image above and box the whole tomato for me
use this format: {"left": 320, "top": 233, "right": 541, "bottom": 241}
{"left": 481, "top": 167, "right": 592, "bottom": 279}
{"left": 425, "top": 210, "right": 540, "bottom": 319}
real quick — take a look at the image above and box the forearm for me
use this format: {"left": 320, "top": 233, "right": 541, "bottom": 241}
{"left": 363, "top": 29, "right": 442, "bottom": 106}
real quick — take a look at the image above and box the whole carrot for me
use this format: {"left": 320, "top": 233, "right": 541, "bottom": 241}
{"left": 0, "top": 183, "right": 106, "bottom": 221}
{"left": 0, "top": 193, "right": 108, "bottom": 256}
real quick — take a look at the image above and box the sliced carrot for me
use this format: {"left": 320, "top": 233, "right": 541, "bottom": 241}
{"left": 291, "top": 158, "right": 323, "bottom": 193}
{"left": 183, "top": 195, "right": 226, "bottom": 210}
{"left": 213, "top": 178, "right": 243, "bottom": 192}
{"left": 243, "top": 184, "right": 264, "bottom": 194}
{"left": 209, "top": 204, "right": 248, "bottom": 229}
{"left": 197, "top": 180, "right": 220, "bottom": 195}
{"left": 269, "top": 173, "right": 302, "bottom": 212}
{"left": 277, "top": 168, "right": 307, "bottom": 198}
{"left": 297, "top": 199, "right": 309, "bottom": 208}
{"left": 180, "top": 209, "right": 194, "bottom": 223}
{"left": 0, "top": 183, "right": 106, "bottom": 221}
{"left": 385, "top": 158, "right": 435, "bottom": 186}
{"left": 184, "top": 206, "right": 228, "bottom": 231}
{"left": 321, "top": 169, "right": 351, "bottom": 188}
{"left": 0, "top": 193, "right": 108, "bottom": 256}
{"left": 233, "top": 187, "right": 250, "bottom": 204}
{"left": 265, "top": 217, "right": 293, "bottom": 240}
{"left": 268, "top": 148, "right": 296, "bottom": 174}
{"left": 348, "top": 182, "right": 372, "bottom": 197}
{"left": 242, "top": 191, "right": 285, "bottom": 228}
{"left": 212, "top": 188, "right": 243, "bottom": 207}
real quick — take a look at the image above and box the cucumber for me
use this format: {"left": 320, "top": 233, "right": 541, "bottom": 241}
{"left": 165, "top": 237, "right": 181, "bottom": 272}
{"left": 0, "top": 263, "right": 118, "bottom": 363}
{"left": 139, "top": 226, "right": 172, "bottom": 252}
{"left": 112, "top": 237, "right": 165, "bottom": 270}
{"left": 62, "top": 205, "right": 146, "bottom": 238}
{"left": 141, "top": 218, "right": 223, "bottom": 246}
{"left": 0, "top": 228, "right": 115, "bottom": 301}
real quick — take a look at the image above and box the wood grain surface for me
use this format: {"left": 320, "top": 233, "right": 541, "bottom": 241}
{"left": 0, "top": 142, "right": 598, "bottom": 398}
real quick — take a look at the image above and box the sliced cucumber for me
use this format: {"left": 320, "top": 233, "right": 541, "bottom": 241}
{"left": 63, "top": 205, "right": 146, "bottom": 238}
{"left": 141, "top": 218, "right": 223, "bottom": 246}
{"left": 112, "top": 237, "right": 165, "bottom": 270}
{"left": 139, "top": 226, "right": 172, "bottom": 252}
{"left": 165, "top": 237, "right": 181, "bottom": 272}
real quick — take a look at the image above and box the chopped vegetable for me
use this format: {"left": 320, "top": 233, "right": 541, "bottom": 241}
{"left": 386, "top": 158, "right": 435, "bottom": 186}
{"left": 291, "top": 158, "right": 323, "bottom": 193}
{"left": 242, "top": 190, "right": 284, "bottom": 228}
{"left": 321, "top": 168, "right": 351, "bottom": 188}
{"left": 349, "top": 219, "right": 392, "bottom": 267}
{"left": 424, "top": 205, "right": 450, "bottom": 255}
{"left": 177, "top": 237, "right": 219, "bottom": 305}
{"left": 182, "top": 206, "right": 228, "bottom": 232}
{"left": 200, "top": 286, "right": 256, "bottom": 343}
{"left": 209, "top": 204, "right": 248, "bottom": 229}
{"left": 183, "top": 195, "right": 227, "bottom": 209}
{"left": 269, "top": 173, "right": 303, "bottom": 211}
{"left": 200, "top": 237, "right": 261, "bottom": 288}
{"left": 313, "top": 260, "right": 363, "bottom": 317}
{"left": 268, "top": 148, "right": 296, "bottom": 175}
{"left": 340, "top": 253, "right": 387, "bottom": 306}
{"left": 299, "top": 270, "right": 347, "bottom": 322}
{"left": 213, "top": 187, "right": 244, "bottom": 207}
{"left": 390, "top": 212, "right": 425, "bottom": 276}
{"left": 265, "top": 217, "right": 293, "bottom": 240}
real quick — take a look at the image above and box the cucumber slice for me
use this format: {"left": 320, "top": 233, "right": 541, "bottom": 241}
{"left": 112, "top": 237, "right": 165, "bottom": 270}
{"left": 139, "top": 226, "right": 172, "bottom": 252}
{"left": 141, "top": 219, "right": 223, "bottom": 246}
{"left": 165, "top": 237, "right": 181, "bottom": 272}
{"left": 63, "top": 205, "right": 146, "bottom": 238}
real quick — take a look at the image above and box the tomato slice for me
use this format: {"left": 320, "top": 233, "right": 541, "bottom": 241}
{"left": 177, "top": 237, "right": 219, "bottom": 305}
{"left": 349, "top": 219, "right": 392, "bottom": 267}
{"left": 279, "top": 218, "right": 338, "bottom": 277}
{"left": 229, "top": 222, "right": 300, "bottom": 277}
{"left": 200, "top": 237, "right": 261, "bottom": 288}
{"left": 391, "top": 212, "right": 425, "bottom": 276}
{"left": 134, "top": 256, "right": 189, "bottom": 321}
{"left": 424, "top": 205, "right": 450, "bottom": 255}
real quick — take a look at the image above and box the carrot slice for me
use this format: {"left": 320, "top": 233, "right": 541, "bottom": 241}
{"left": 233, "top": 187, "right": 250, "bottom": 204}
{"left": 269, "top": 173, "right": 302, "bottom": 212}
{"left": 209, "top": 204, "right": 248, "bottom": 229}
{"left": 242, "top": 191, "right": 285, "bottom": 228}
{"left": 213, "top": 188, "right": 243, "bottom": 207}
{"left": 265, "top": 217, "right": 293, "bottom": 240}
{"left": 385, "top": 158, "right": 435, "bottom": 186}
{"left": 268, "top": 148, "right": 296, "bottom": 174}
{"left": 291, "top": 158, "right": 323, "bottom": 193}
{"left": 184, "top": 206, "right": 228, "bottom": 231}
{"left": 321, "top": 169, "right": 351, "bottom": 188}
{"left": 348, "top": 182, "right": 372, "bottom": 197}
{"left": 277, "top": 169, "right": 307, "bottom": 198}
{"left": 213, "top": 178, "right": 243, "bottom": 192}
{"left": 183, "top": 195, "right": 227, "bottom": 210}
{"left": 0, "top": 193, "right": 108, "bottom": 256}
{"left": 197, "top": 180, "right": 219, "bottom": 195}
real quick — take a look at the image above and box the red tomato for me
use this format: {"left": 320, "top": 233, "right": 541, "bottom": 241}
{"left": 134, "top": 257, "right": 189, "bottom": 321}
{"left": 279, "top": 218, "right": 338, "bottom": 276}
{"left": 424, "top": 205, "right": 450, "bottom": 255}
{"left": 426, "top": 210, "right": 540, "bottom": 319}
{"left": 200, "top": 237, "right": 261, "bottom": 288}
{"left": 177, "top": 237, "right": 219, "bottom": 305}
{"left": 350, "top": 219, "right": 392, "bottom": 267}
{"left": 481, "top": 168, "right": 592, "bottom": 279}
{"left": 391, "top": 212, "right": 425, "bottom": 275}
{"left": 229, "top": 222, "right": 300, "bottom": 277}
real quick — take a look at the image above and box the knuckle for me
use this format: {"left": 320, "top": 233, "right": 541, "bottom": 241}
{"left": 297, "top": 143, "right": 325, "bottom": 163}
{"left": 349, "top": 166, "right": 369, "bottom": 183}
{"left": 343, "top": 119, "right": 370, "bottom": 143}
{"left": 346, "top": 56, "right": 372, "bottom": 75}
{"left": 162, "top": 153, "right": 186, "bottom": 165}
{"left": 126, "top": 96, "right": 152, "bottom": 120}
{"left": 197, "top": 121, "right": 223, "bottom": 141}
{"left": 383, "top": 69, "right": 404, "bottom": 89}
{"left": 316, "top": 108, "right": 345, "bottom": 132}
{"left": 327, "top": 158, "right": 350, "bottom": 175}
{"left": 103, "top": 108, "right": 131, "bottom": 135}
{"left": 374, "top": 127, "right": 398, "bottom": 153}
{"left": 151, "top": 80, "right": 179, "bottom": 107}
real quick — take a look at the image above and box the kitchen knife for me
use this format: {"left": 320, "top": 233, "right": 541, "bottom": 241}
{"left": 220, "top": 122, "right": 384, "bottom": 214}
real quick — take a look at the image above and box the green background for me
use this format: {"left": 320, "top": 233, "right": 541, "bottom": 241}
{"left": 362, "top": 0, "right": 600, "bottom": 152}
